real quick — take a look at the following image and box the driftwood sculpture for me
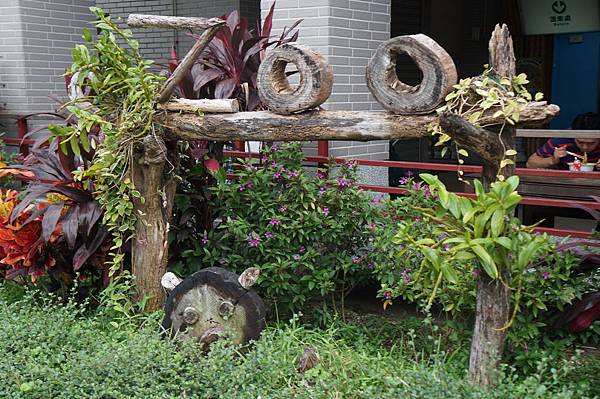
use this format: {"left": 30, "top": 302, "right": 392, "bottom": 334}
{"left": 123, "top": 14, "right": 560, "bottom": 387}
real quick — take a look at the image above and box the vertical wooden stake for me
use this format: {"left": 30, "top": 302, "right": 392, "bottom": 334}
{"left": 468, "top": 24, "right": 517, "bottom": 388}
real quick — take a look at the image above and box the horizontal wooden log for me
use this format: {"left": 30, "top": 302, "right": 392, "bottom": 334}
{"left": 158, "top": 99, "right": 240, "bottom": 113}
{"left": 157, "top": 102, "right": 559, "bottom": 142}
{"left": 127, "top": 14, "right": 224, "bottom": 30}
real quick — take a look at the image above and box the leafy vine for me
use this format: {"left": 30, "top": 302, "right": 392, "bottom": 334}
{"left": 50, "top": 8, "right": 163, "bottom": 271}
{"left": 429, "top": 66, "right": 543, "bottom": 181}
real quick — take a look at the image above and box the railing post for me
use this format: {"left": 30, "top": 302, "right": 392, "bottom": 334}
{"left": 16, "top": 117, "right": 29, "bottom": 158}
{"left": 317, "top": 140, "right": 329, "bottom": 174}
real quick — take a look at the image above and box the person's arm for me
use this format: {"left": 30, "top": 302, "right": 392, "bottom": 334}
{"left": 526, "top": 145, "right": 567, "bottom": 168}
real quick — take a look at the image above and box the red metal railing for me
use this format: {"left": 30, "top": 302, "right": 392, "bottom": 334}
{"left": 7, "top": 116, "right": 598, "bottom": 238}
{"left": 224, "top": 147, "right": 600, "bottom": 238}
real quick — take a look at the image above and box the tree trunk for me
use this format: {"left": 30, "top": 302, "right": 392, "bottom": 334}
{"left": 469, "top": 24, "right": 517, "bottom": 388}
{"left": 131, "top": 135, "right": 177, "bottom": 311}
{"left": 469, "top": 273, "right": 511, "bottom": 387}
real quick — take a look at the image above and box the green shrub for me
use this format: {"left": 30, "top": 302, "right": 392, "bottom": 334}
{"left": 178, "top": 143, "right": 379, "bottom": 311}
{"left": 0, "top": 285, "right": 594, "bottom": 399}
{"left": 369, "top": 174, "right": 600, "bottom": 371}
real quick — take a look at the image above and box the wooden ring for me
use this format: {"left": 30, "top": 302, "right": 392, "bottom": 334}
{"left": 366, "top": 34, "right": 457, "bottom": 114}
{"left": 257, "top": 44, "right": 333, "bottom": 115}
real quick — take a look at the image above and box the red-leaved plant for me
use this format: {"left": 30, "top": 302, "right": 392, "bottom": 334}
{"left": 169, "top": 1, "right": 302, "bottom": 111}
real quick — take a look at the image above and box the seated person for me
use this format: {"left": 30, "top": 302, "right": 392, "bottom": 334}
{"left": 527, "top": 112, "right": 600, "bottom": 169}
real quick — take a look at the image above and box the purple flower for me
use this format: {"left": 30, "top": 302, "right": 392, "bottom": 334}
{"left": 443, "top": 244, "right": 451, "bottom": 251}
{"left": 543, "top": 270, "right": 549, "bottom": 280}
{"left": 298, "top": 246, "right": 305, "bottom": 253}
{"left": 323, "top": 207, "right": 330, "bottom": 216}
{"left": 399, "top": 177, "right": 409, "bottom": 185}
{"left": 260, "top": 155, "right": 268, "bottom": 162}
{"left": 246, "top": 181, "right": 254, "bottom": 188}
{"left": 201, "top": 235, "right": 209, "bottom": 245}
{"left": 351, "top": 255, "right": 361, "bottom": 264}
{"left": 414, "top": 217, "right": 422, "bottom": 222}
{"left": 239, "top": 185, "right": 246, "bottom": 192}
{"left": 404, "top": 276, "right": 412, "bottom": 283}
{"left": 345, "top": 160, "right": 357, "bottom": 168}
{"left": 336, "top": 178, "right": 352, "bottom": 188}
{"left": 384, "top": 292, "right": 392, "bottom": 300}
{"left": 269, "top": 218, "right": 281, "bottom": 226}
{"left": 472, "top": 269, "right": 480, "bottom": 278}
{"left": 411, "top": 182, "right": 421, "bottom": 191}
{"left": 318, "top": 188, "right": 326, "bottom": 196}
{"left": 271, "top": 144, "right": 279, "bottom": 151}
{"left": 280, "top": 206, "right": 287, "bottom": 212}
{"left": 367, "top": 262, "right": 374, "bottom": 270}
{"left": 317, "top": 171, "right": 326, "bottom": 179}
{"left": 405, "top": 171, "right": 413, "bottom": 177}
{"left": 247, "top": 233, "right": 260, "bottom": 247}
{"left": 367, "top": 222, "right": 376, "bottom": 229}
{"left": 265, "top": 231, "right": 274, "bottom": 239}
{"left": 293, "top": 254, "right": 301, "bottom": 261}
{"left": 287, "top": 171, "right": 299, "bottom": 178}
{"left": 273, "top": 172, "right": 281, "bottom": 179}
{"left": 423, "top": 186, "right": 432, "bottom": 198}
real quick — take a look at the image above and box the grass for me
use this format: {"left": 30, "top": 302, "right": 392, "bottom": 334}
{"left": 0, "top": 282, "right": 597, "bottom": 399}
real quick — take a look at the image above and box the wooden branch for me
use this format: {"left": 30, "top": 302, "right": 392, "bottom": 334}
{"left": 127, "top": 14, "right": 224, "bottom": 30}
{"left": 157, "top": 24, "right": 224, "bottom": 103}
{"left": 439, "top": 113, "right": 504, "bottom": 165}
{"left": 156, "top": 101, "right": 559, "bottom": 142}
{"left": 158, "top": 99, "right": 239, "bottom": 113}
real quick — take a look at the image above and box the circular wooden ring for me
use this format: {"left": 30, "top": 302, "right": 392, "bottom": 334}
{"left": 257, "top": 43, "right": 333, "bottom": 115}
{"left": 366, "top": 34, "right": 457, "bottom": 114}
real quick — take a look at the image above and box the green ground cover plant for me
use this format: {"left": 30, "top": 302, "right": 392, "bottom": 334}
{"left": 0, "top": 282, "right": 597, "bottom": 399}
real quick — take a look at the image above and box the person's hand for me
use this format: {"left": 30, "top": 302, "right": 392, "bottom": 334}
{"left": 553, "top": 146, "right": 567, "bottom": 164}
{"left": 596, "top": 159, "right": 600, "bottom": 170}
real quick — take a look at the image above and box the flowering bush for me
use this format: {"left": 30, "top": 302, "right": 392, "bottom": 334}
{"left": 178, "top": 143, "right": 379, "bottom": 311}
{"left": 369, "top": 173, "right": 600, "bottom": 368}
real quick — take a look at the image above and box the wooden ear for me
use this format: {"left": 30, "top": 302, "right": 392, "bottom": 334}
{"left": 257, "top": 43, "right": 333, "bottom": 115}
{"left": 366, "top": 34, "right": 457, "bottom": 114}
{"left": 238, "top": 267, "right": 260, "bottom": 289}
{"left": 161, "top": 272, "right": 183, "bottom": 292}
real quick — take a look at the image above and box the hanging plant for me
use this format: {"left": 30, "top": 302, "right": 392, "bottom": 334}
{"left": 428, "top": 66, "right": 543, "bottom": 181}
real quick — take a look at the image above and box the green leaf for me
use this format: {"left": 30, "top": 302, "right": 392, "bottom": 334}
{"left": 82, "top": 27, "right": 93, "bottom": 42}
{"left": 495, "top": 237, "right": 512, "bottom": 250}
{"left": 473, "top": 179, "right": 485, "bottom": 197}
{"left": 441, "top": 262, "right": 459, "bottom": 284}
{"left": 490, "top": 209, "right": 505, "bottom": 237}
{"left": 472, "top": 245, "right": 498, "bottom": 279}
{"left": 517, "top": 241, "right": 540, "bottom": 270}
{"left": 535, "top": 92, "right": 544, "bottom": 101}
{"left": 422, "top": 247, "right": 441, "bottom": 270}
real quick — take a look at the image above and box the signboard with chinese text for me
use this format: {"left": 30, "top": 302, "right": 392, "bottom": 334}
{"left": 519, "top": 0, "right": 600, "bottom": 35}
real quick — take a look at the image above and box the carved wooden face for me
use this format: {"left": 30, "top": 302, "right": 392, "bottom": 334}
{"left": 161, "top": 267, "right": 265, "bottom": 349}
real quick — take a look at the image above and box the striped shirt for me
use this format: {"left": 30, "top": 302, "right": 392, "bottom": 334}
{"left": 536, "top": 138, "right": 600, "bottom": 169}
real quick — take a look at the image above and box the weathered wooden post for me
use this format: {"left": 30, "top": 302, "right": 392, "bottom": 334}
{"left": 127, "top": 14, "right": 225, "bottom": 311}
{"left": 439, "top": 24, "right": 517, "bottom": 387}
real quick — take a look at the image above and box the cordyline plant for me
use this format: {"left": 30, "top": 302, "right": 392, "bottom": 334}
{"left": 169, "top": 1, "right": 302, "bottom": 110}
{"left": 167, "top": 2, "right": 302, "bottom": 268}
{"left": 1, "top": 109, "right": 111, "bottom": 289}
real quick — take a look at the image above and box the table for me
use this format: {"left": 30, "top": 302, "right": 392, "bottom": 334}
{"left": 517, "top": 175, "right": 600, "bottom": 228}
